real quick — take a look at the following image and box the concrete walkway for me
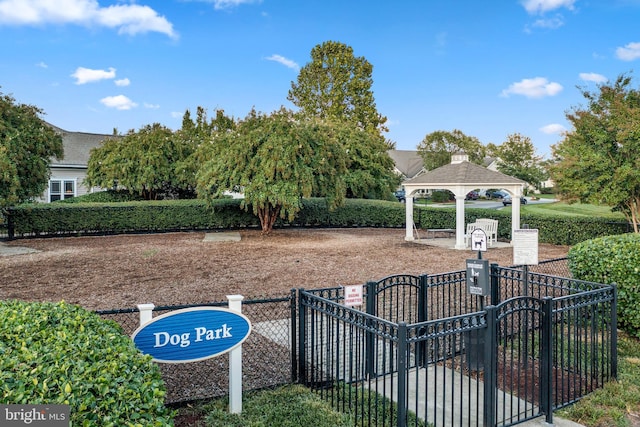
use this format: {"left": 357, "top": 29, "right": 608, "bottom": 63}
{"left": 0, "top": 241, "right": 38, "bottom": 256}
{"left": 368, "top": 366, "right": 585, "bottom": 427}
{"left": 202, "top": 231, "right": 241, "bottom": 242}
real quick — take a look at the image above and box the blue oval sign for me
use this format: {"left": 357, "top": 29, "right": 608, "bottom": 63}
{"left": 131, "top": 307, "right": 251, "bottom": 363}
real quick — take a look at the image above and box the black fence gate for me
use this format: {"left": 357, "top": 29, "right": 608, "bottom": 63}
{"left": 297, "top": 265, "right": 617, "bottom": 427}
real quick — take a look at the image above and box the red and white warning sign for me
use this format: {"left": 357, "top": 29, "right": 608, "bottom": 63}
{"left": 344, "top": 285, "right": 363, "bottom": 307}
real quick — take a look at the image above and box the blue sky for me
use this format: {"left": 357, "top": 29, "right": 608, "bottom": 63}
{"left": 1, "top": 0, "right": 639, "bottom": 157}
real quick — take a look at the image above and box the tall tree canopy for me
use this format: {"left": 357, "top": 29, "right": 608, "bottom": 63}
{"left": 550, "top": 73, "right": 640, "bottom": 232}
{"left": 0, "top": 91, "right": 63, "bottom": 207}
{"left": 417, "top": 129, "right": 486, "bottom": 171}
{"left": 85, "top": 123, "right": 194, "bottom": 200}
{"left": 489, "top": 133, "right": 547, "bottom": 191}
{"left": 196, "top": 108, "right": 348, "bottom": 234}
{"left": 288, "top": 40, "right": 398, "bottom": 199}
{"left": 174, "top": 107, "right": 236, "bottom": 195}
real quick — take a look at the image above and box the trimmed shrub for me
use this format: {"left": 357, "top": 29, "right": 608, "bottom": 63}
{"left": 0, "top": 300, "right": 175, "bottom": 425}
{"left": 6, "top": 197, "right": 632, "bottom": 245}
{"left": 568, "top": 233, "right": 640, "bottom": 338}
{"left": 57, "top": 190, "right": 143, "bottom": 203}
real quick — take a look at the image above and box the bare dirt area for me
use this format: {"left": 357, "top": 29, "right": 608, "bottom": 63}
{"left": 0, "top": 228, "right": 570, "bottom": 311}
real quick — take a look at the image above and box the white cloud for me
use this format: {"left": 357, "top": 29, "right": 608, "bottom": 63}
{"left": 265, "top": 54, "right": 299, "bottom": 71}
{"left": 35, "top": 61, "right": 48, "bottom": 68}
{"left": 531, "top": 15, "right": 565, "bottom": 29}
{"left": 115, "top": 78, "right": 130, "bottom": 87}
{"left": 170, "top": 111, "right": 183, "bottom": 119}
{"left": 100, "top": 94, "right": 137, "bottom": 110}
{"left": 521, "top": 0, "right": 576, "bottom": 14}
{"left": 579, "top": 72, "right": 607, "bottom": 83}
{"left": 500, "top": 77, "right": 563, "bottom": 98}
{"left": 0, "top": 0, "right": 177, "bottom": 38}
{"left": 144, "top": 102, "right": 159, "bottom": 109}
{"left": 540, "top": 123, "right": 566, "bottom": 135}
{"left": 188, "top": 0, "right": 262, "bottom": 10}
{"left": 616, "top": 42, "right": 640, "bottom": 61}
{"left": 71, "top": 66, "right": 116, "bottom": 84}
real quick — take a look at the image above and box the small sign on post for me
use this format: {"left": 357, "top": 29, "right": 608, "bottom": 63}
{"left": 466, "top": 258, "right": 490, "bottom": 296}
{"left": 513, "top": 228, "right": 539, "bottom": 266}
{"left": 470, "top": 228, "right": 487, "bottom": 253}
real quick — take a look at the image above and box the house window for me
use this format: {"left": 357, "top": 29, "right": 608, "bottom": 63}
{"left": 49, "top": 180, "right": 75, "bottom": 202}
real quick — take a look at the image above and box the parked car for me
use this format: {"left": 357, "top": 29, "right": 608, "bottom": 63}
{"left": 394, "top": 190, "right": 406, "bottom": 202}
{"left": 502, "top": 195, "right": 527, "bottom": 205}
{"left": 487, "top": 190, "right": 508, "bottom": 199}
{"left": 465, "top": 190, "right": 479, "bottom": 200}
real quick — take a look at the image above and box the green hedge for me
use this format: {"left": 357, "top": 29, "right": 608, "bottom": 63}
{"left": 6, "top": 199, "right": 632, "bottom": 245}
{"left": 414, "top": 206, "right": 631, "bottom": 245}
{"left": 568, "top": 234, "right": 640, "bottom": 339}
{"left": 0, "top": 300, "right": 175, "bottom": 425}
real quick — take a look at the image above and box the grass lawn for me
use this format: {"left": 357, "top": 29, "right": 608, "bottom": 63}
{"left": 557, "top": 332, "right": 640, "bottom": 427}
{"left": 504, "top": 201, "right": 626, "bottom": 219}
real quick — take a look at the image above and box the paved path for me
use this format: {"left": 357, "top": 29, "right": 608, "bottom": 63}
{"left": 0, "top": 241, "right": 38, "bottom": 256}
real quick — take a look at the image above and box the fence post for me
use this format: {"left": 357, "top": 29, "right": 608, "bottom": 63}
{"left": 298, "top": 289, "right": 307, "bottom": 385}
{"left": 417, "top": 274, "right": 428, "bottom": 367}
{"left": 365, "top": 281, "right": 377, "bottom": 379}
{"left": 290, "top": 289, "right": 298, "bottom": 383}
{"left": 137, "top": 303, "right": 155, "bottom": 326}
{"left": 6, "top": 208, "right": 15, "bottom": 240}
{"left": 541, "top": 297, "right": 554, "bottom": 424}
{"left": 611, "top": 284, "right": 618, "bottom": 379}
{"left": 397, "top": 322, "right": 408, "bottom": 427}
{"left": 490, "top": 263, "right": 500, "bottom": 305}
{"left": 483, "top": 306, "right": 497, "bottom": 427}
{"left": 227, "top": 295, "right": 244, "bottom": 414}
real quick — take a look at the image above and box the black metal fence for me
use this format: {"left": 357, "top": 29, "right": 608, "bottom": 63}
{"left": 297, "top": 262, "right": 616, "bottom": 427}
{"left": 94, "top": 257, "right": 615, "bottom": 427}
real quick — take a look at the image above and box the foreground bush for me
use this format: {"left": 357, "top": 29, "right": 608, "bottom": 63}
{"left": 0, "top": 300, "right": 175, "bottom": 425}
{"left": 568, "top": 233, "right": 640, "bottom": 338}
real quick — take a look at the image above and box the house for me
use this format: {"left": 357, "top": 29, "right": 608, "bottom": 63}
{"left": 40, "top": 123, "right": 113, "bottom": 203}
{"left": 387, "top": 149, "right": 425, "bottom": 181}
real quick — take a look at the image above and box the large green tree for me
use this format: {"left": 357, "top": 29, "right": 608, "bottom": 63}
{"left": 85, "top": 123, "right": 194, "bottom": 200}
{"left": 174, "top": 107, "right": 237, "bottom": 196}
{"left": 0, "top": 91, "right": 63, "bottom": 207}
{"left": 417, "top": 129, "right": 486, "bottom": 170}
{"left": 288, "top": 40, "right": 398, "bottom": 199}
{"left": 196, "top": 108, "right": 348, "bottom": 234}
{"left": 489, "top": 133, "right": 547, "bottom": 191}
{"left": 550, "top": 73, "right": 640, "bottom": 232}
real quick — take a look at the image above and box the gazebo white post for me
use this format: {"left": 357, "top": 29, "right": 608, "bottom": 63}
{"left": 455, "top": 195, "right": 466, "bottom": 249}
{"left": 404, "top": 195, "right": 414, "bottom": 241}
{"left": 511, "top": 190, "right": 521, "bottom": 240}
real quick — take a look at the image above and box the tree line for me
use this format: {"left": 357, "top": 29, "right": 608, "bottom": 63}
{"left": 2, "top": 41, "right": 640, "bottom": 233}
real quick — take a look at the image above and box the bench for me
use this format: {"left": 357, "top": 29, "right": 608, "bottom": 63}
{"left": 425, "top": 228, "right": 455, "bottom": 239}
{"left": 464, "top": 219, "right": 498, "bottom": 247}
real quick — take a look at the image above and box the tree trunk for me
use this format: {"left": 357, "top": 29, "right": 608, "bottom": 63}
{"left": 257, "top": 204, "right": 281, "bottom": 235}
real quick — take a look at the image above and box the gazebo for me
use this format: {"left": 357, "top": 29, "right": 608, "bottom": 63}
{"left": 403, "top": 153, "right": 526, "bottom": 249}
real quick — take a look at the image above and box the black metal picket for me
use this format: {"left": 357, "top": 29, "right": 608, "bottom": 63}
{"left": 297, "top": 265, "right": 617, "bottom": 427}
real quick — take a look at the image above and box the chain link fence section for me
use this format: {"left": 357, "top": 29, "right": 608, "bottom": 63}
{"left": 96, "top": 293, "right": 295, "bottom": 404}
{"left": 512, "top": 257, "right": 571, "bottom": 278}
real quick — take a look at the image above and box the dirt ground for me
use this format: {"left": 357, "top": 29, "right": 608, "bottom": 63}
{"left": 0, "top": 228, "right": 570, "bottom": 311}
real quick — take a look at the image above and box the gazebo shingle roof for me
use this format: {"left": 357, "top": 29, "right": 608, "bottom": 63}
{"left": 405, "top": 160, "right": 525, "bottom": 186}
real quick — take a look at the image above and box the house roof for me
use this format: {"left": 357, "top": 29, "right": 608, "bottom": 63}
{"left": 387, "top": 149, "right": 424, "bottom": 179}
{"left": 46, "top": 123, "right": 114, "bottom": 168}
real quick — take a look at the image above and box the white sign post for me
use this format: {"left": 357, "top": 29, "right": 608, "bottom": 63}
{"left": 133, "top": 296, "right": 250, "bottom": 416}
{"left": 227, "top": 295, "right": 244, "bottom": 414}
